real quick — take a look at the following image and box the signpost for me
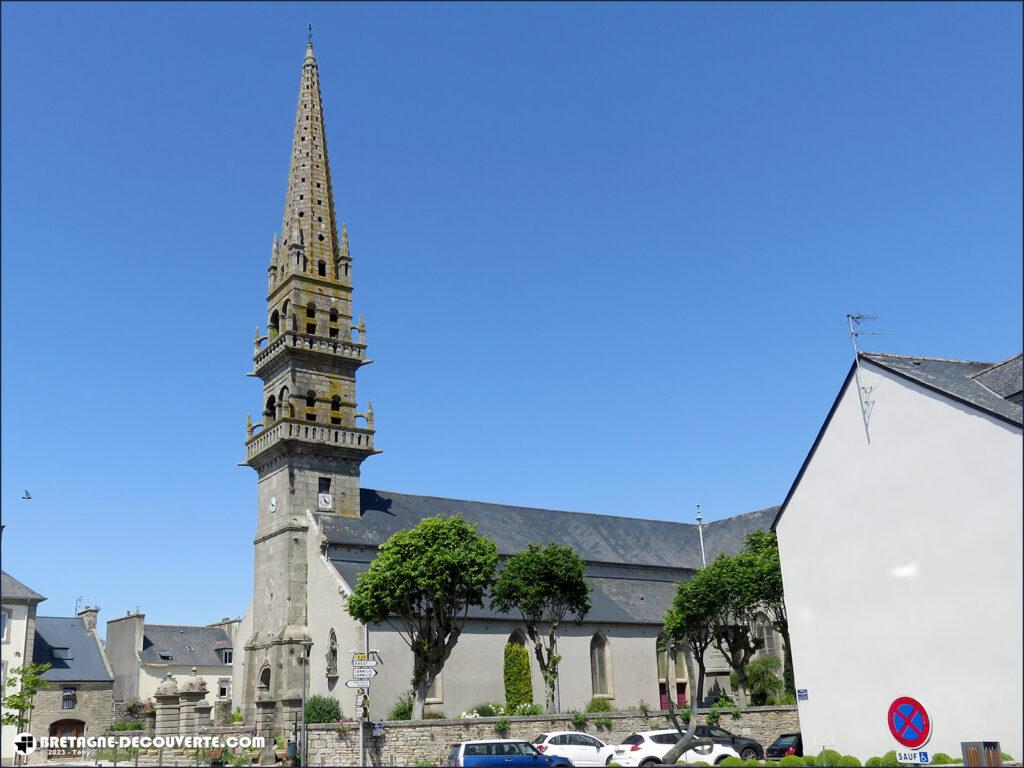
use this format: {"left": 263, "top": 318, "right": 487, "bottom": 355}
{"left": 352, "top": 667, "right": 377, "bottom": 680}
{"left": 345, "top": 680, "right": 368, "bottom": 689}
{"left": 888, "top": 696, "right": 932, "bottom": 764}
{"left": 351, "top": 635, "right": 382, "bottom": 768}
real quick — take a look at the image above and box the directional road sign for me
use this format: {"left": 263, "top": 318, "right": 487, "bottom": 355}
{"left": 352, "top": 667, "right": 377, "bottom": 679}
{"left": 345, "top": 680, "right": 369, "bottom": 689}
{"left": 353, "top": 659, "right": 378, "bottom": 668}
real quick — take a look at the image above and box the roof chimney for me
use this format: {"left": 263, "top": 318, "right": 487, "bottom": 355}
{"left": 78, "top": 606, "right": 100, "bottom": 633}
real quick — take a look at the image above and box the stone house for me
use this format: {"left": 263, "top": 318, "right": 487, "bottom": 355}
{"left": 105, "top": 613, "right": 239, "bottom": 709}
{"left": 1, "top": 567, "right": 45, "bottom": 765}
{"left": 774, "top": 352, "right": 1022, "bottom": 759}
{"left": 26, "top": 608, "right": 115, "bottom": 764}
{"left": 234, "top": 39, "right": 788, "bottom": 733}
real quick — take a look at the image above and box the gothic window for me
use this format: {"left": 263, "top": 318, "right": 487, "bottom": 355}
{"left": 326, "top": 630, "right": 338, "bottom": 678}
{"left": 673, "top": 645, "right": 689, "bottom": 707}
{"left": 656, "top": 634, "right": 669, "bottom": 710}
{"left": 590, "top": 633, "right": 612, "bottom": 698}
{"left": 508, "top": 629, "right": 527, "bottom": 648}
{"left": 259, "top": 666, "right": 271, "bottom": 691}
{"left": 269, "top": 310, "right": 280, "bottom": 339}
{"left": 318, "top": 260, "right": 327, "bottom": 276}
{"left": 265, "top": 395, "right": 277, "bottom": 423}
{"left": 754, "top": 614, "right": 778, "bottom": 658}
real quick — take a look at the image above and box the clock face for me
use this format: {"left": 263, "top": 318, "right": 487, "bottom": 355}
{"left": 269, "top": 496, "right": 278, "bottom": 513}
{"left": 318, "top": 492, "right": 333, "bottom": 510}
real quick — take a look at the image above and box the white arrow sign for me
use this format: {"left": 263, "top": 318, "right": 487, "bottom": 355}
{"left": 352, "top": 659, "right": 378, "bottom": 668}
{"left": 345, "top": 680, "right": 369, "bottom": 689}
{"left": 352, "top": 668, "right": 377, "bottom": 679}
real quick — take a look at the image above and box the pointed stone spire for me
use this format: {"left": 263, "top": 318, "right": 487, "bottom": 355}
{"left": 281, "top": 37, "right": 339, "bottom": 274}
{"left": 340, "top": 223, "right": 349, "bottom": 258}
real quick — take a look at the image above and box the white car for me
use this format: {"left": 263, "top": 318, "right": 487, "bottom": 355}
{"left": 610, "top": 729, "right": 740, "bottom": 766}
{"left": 532, "top": 731, "right": 616, "bottom": 766}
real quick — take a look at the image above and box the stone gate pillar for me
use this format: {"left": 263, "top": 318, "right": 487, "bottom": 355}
{"left": 255, "top": 689, "right": 278, "bottom": 766}
{"left": 154, "top": 674, "right": 180, "bottom": 738}
{"left": 178, "top": 667, "right": 208, "bottom": 736}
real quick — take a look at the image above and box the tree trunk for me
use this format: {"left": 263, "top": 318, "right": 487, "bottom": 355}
{"left": 695, "top": 658, "right": 707, "bottom": 708}
{"left": 659, "top": 644, "right": 712, "bottom": 766}
{"left": 532, "top": 632, "right": 559, "bottom": 714}
{"left": 778, "top": 621, "right": 795, "bottom": 695}
{"left": 413, "top": 670, "right": 432, "bottom": 720}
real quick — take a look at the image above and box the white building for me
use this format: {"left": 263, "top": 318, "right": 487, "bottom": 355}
{"left": 774, "top": 352, "right": 1023, "bottom": 760}
{"left": 1, "top": 568, "right": 45, "bottom": 765}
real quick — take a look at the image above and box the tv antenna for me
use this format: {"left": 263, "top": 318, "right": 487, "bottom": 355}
{"left": 847, "top": 313, "right": 894, "bottom": 439}
{"left": 74, "top": 595, "right": 84, "bottom": 614}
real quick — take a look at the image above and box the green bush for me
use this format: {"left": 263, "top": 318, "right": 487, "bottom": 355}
{"left": 503, "top": 642, "right": 533, "bottom": 712}
{"left": 706, "top": 698, "right": 741, "bottom": 726}
{"left": 777, "top": 692, "right": 797, "bottom": 705}
{"left": 569, "top": 710, "right": 588, "bottom": 730}
{"left": 593, "top": 716, "right": 613, "bottom": 730}
{"left": 388, "top": 693, "right": 413, "bottom": 721}
{"left": 816, "top": 749, "right": 843, "bottom": 766}
{"left": 304, "top": 694, "right": 342, "bottom": 724}
{"left": 864, "top": 759, "right": 881, "bottom": 767}
{"left": 1001, "top": 755, "right": 1015, "bottom": 762}
{"left": 838, "top": 757, "right": 861, "bottom": 767}
{"left": 747, "top": 655, "right": 784, "bottom": 706}
{"left": 111, "top": 720, "right": 144, "bottom": 731}
{"left": 779, "top": 758, "right": 805, "bottom": 767}
{"left": 424, "top": 710, "right": 447, "bottom": 719}
{"left": 231, "top": 708, "right": 243, "bottom": 724}
{"left": 493, "top": 715, "right": 510, "bottom": 733}
{"left": 638, "top": 699, "right": 651, "bottom": 718}
{"left": 802, "top": 758, "right": 818, "bottom": 766}
{"left": 929, "top": 754, "right": 954, "bottom": 765}
{"left": 719, "top": 758, "right": 746, "bottom": 768}
{"left": 745, "top": 760, "right": 764, "bottom": 767}
{"left": 512, "top": 702, "right": 543, "bottom": 716}
{"left": 876, "top": 751, "right": 899, "bottom": 766}
{"left": 586, "top": 697, "right": 613, "bottom": 713}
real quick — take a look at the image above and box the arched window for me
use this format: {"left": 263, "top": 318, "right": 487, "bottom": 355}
{"left": 325, "top": 630, "right": 338, "bottom": 678}
{"left": 258, "top": 665, "right": 271, "bottom": 691}
{"left": 673, "top": 645, "right": 689, "bottom": 707}
{"left": 590, "top": 633, "right": 612, "bottom": 698}
{"left": 330, "top": 396, "right": 342, "bottom": 426}
{"left": 265, "top": 395, "right": 277, "bottom": 423}
{"left": 656, "top": 634, "right": 670, "bottom": 710}
{"left": 305, "top": 390, "right": 317, "bottom": 422}
{"left": 279, "top": 387, "right": 292, "bottom": 418}
{"left": 753, "top": 614, "right": 778, "bottom": 659}
{"left": 306, "top": 303, "right": 317, "bottom": 335}
{"left": 508, "top": 629, "right": 527, "bottom": 648}
{"left": 269, "top": 310, "right": 280, "bottom": 339}
{"left": 318, "top": 260, "right": 327, "bottom": 277}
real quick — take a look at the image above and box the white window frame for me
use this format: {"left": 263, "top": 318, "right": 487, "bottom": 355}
{"left": 217, "top": 678, "right": 231, "bottom": 699}
{"left": 62, "top": 687, "right": 77, "bottom": 710}
{"left": 1, "top": 609, "right": 11, "bottom": 643}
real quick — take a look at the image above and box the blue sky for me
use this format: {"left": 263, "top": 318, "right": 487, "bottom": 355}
{"left": 2, "top": 2, "right": 1020, "bottom": 628}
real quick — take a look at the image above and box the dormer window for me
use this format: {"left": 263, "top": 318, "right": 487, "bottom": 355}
{"left": 185, "top": 645, "right": 194, "bottom": 652}
{"left": 52, "top": 647, "right": 72, "bottom": 660}
{"left": 222, "top": 649, "right": 233, "bottom": 664}
{"left": 158, "top": 650, "right": 173, "bottom": 661}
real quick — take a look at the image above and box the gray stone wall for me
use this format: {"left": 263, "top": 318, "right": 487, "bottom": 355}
{"left": 303, "top": 706, "right": 800, "bottom": 767}
{"left": 27, "top": 682, "right": 114, "bottom": 765}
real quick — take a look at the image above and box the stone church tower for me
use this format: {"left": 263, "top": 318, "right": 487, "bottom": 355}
{"left": 241, "top": 39, "right": 377, "bottom": 731}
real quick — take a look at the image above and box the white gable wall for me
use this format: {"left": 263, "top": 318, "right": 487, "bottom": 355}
{"left": 776, "top": 361, "right": 1023, "bottom": 760}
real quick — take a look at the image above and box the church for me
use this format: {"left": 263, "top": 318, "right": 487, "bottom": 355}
{"left": 232, "top": 39, "right": 780, "bottom": 729}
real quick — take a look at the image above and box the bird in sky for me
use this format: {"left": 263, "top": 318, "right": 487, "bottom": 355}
{"left": 22, "top": 490, "right": 31, "bottom": 499}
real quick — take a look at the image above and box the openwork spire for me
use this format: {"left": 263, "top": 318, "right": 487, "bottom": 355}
{"left": 281, "top": 39, "right": 339, "bottom": 273}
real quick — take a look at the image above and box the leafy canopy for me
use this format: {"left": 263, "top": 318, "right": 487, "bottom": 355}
{"left": 490, "top": 542, "right": 591, "bottom": 623}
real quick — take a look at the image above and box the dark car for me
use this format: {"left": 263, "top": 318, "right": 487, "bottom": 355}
{"left": 765, "top": 733, "right": 803, "bottom": 760}
{"left": 693, "top": 725, "right": 764, "bottom": 761}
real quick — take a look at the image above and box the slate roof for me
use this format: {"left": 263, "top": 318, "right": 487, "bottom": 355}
{"left": 32, "top": 617, "right": 111, "bottom": 682}
{"left": 320, "top": 489, "right": 778, "bottom": 626}
{"left": 318, "top": 489, "right": 778, "bottom": 570}
{"left": 1, "top": 570, "right": 45, "bottom": 603}
{"left": 861, "top": 352, "right": 1023, "bottom": 426}
{"left": 139, "top": 625, "right": 231, "bottom": 666}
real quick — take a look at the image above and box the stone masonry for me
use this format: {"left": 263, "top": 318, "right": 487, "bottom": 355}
{"left": 27, "top": 682, "right": 114, "bottom": 765}
{"left": 300, "top": 707, "right": 800, "bottom": 767}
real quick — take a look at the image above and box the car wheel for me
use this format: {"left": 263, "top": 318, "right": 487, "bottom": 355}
{"left": 740, "top": 748, "right": 758, "bottom": 761}
{"left": 640, "top": 759, "right": 660, "bottom": 767}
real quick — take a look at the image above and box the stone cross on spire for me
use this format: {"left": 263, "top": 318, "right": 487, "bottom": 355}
{"left": 280, "top": 35, "right": 339, "bottom": 273}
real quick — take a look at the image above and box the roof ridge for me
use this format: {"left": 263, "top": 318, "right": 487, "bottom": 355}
{"left": 969, "top": 352, "right": 1024, "bottom": 379}
{"left": 366, "top": 487, "right": 703, "bottom": 528}
{"left": 861, "top": 351, "right": 993, "bottom": 366}
{"left": 36, "top": 615, "right": 85, "bottom": 621}
{"left": 145, "top": 624, "right": 222, "bottom": 630}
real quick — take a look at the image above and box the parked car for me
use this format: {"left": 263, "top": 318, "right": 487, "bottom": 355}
{"left": 449, "top": 739, "right": 576, "bottom": 768}
{"left": 610, "top": 729, "right": 740, "bottom": 766}
{"left": 766, "top": 733, "right": 803, "bottom": 760}
{"left": 532, "top": 732, "right": 615, "bottom": 766}
{"left": 693, "top": 725, "right": 764, "bottom": 761}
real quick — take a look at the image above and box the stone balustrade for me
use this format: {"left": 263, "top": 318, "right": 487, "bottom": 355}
{"left": 255, "top": 329, "right": 366, "bottom": 372}
{"left": 246, "top": 418, "right": 375, "bottom": 461}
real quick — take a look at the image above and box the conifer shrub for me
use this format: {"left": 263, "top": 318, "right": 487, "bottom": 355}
{"left": 504, "top": 643, "right": 533, "bottom": 713}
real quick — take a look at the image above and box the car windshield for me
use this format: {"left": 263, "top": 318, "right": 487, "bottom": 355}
{"left": 709, "top": 728, "right": 733, "bottom": 739}
{"left": 651, "top": 734, "right": 681, "bottom": 745}
{"left": 773, "top": 735, "right": 798, "bottom": 748}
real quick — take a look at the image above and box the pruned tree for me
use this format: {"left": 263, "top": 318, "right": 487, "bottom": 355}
{"left": 346, "top": 516, "right": 499, "bottom": 719}
{"left": 704, "top": 553, "right": 764, "bottom": 707}
{"left": 663, "top": 567, "right": 721, "bottom": 707}
{"left": 490, "top": 542, "right": 591, "bottom": 713}
{"left": 742, "top": 530, "right": 794, "bottom": 695}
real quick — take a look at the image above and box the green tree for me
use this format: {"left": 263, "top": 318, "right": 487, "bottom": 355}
{"left": 1, "top": 652, "right": 52, "bottom": 730}
{"left": 503, "top": 642, "right": 533, "bottom": 712}
{"left": 490, "top": 542, "right": 591, "bottom": 713}
{"left": 664, "top": 567, "right": 722, "bottom": 707}
{"left": 346, "top": 516, "right": 499, "bottom": 719}
{"left": 704, "top": 553, "right": 764, "bottom": 706}
{"left": 742, "top": 531, "right": 794, "bottom": 695}
{"left": 744, "top": 654, "right": 783, "bottom": 705}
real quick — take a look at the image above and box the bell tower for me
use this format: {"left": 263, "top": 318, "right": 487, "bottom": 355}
{"left": 242, "top": 38, "right": 378, "bottom": 730}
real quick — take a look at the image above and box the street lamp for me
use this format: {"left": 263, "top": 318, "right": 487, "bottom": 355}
{"left": 299, "top": 639, "right": 313, "bottom": 766}
{"left": 696, "top": 504, "right": 706, "bottom": 567}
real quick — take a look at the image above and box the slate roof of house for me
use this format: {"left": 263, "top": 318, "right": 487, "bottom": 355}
{"left": 318, "top": 489, "right": 778, "bottom": 570}
{"left": 1, "top": 570, "right": 45, "bottom": 603}
{"left": 861, "top": 352, "right": 1023, "bottom": 426}
{"left": 32, "top": 617, "right": 112, "bottom": 682}
{"left": 139, "top": 625, "right": 231, "bottom": 666}
{"left": 320, "top": 489, "right": 778, "bottom": 625}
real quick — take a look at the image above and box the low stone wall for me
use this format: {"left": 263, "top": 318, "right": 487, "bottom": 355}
{"left": 306, "top": 706, "right": 799, "bottom": 767}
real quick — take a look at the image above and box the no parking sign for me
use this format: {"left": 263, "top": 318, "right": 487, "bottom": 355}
{"left": 888, "top": 696, "right": 932, "bottom": 749}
